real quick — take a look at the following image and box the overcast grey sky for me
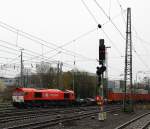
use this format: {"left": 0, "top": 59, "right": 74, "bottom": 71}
{"left": 0, "top": 0, "right": 149, "bottom": 80}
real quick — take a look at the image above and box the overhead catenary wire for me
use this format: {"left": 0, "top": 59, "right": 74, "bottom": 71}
{"left": 93, "top": 0, "right": 126, "bottom": 40}
{"left": 93, "top": 0, "right": 150, "bottom": 70}
{"left": 0, "top": 12, "right": 127, "bottom": 67}
{"left": 0, "top": 39, "right": 57, "bottom": 63}
{"left": 81, "top": 0, "right": 123, "bottom": 57}
{"left": 0, "top": 20, "right": 97, "bottom": 61}
{"left": 101, "top": 29, "right": 123, "bottom": 56}
{"left": 0, "top": 1, "right": 128, "bottom": 78}
{"left": 0, "top": 59, "right": 83, "bottom": 76}
{"left": 26, "top": 27, "right": 98, "bottom": 62}
{"left": 102, "top": 9, "right": 126, "bottom": 26}
{"left": 0, "top": 1, "right": 149, "bottom": 78}
{"left": 0, "top": 39, "right": 73, "bottom": 65}
{"left": 0, "top": 43, "right": 86, "bottom": 74}
{"left": 0, "top": 5, "right": 127, "bottom": 63}
{"left": 2, "top": 41, "right": 90, "bottom": 69}
{"left": 0, "top": 57, "right": 15, "bottom": 59}
{"left": 81, "top": 0, "right": 99, "bottom": 24}
{"left": 19, "top": 11, "right": 126, "bottom": 62}
{"left": 22, "top": 51, "right": 62, "bottom": 63}
{"left": 0, "top": 60, "right": 76, "bottom": 78}
{"left": 6, "top": 55, "right": 20, "bottom": 65}
{"left": 133, "top": 47, "right": 150, "bottom": 70}
{"left": 132, "top": 26, "right": 150, "bottom": 55}
{"left": 0, "top": 41, "right": 80, "bottom": 71}
{"left": 0, "top": 48, "right": 19, "bottom": 56}
{"left": 116, "top": 0, "right": 126, "bottom": 25}
{"left": 108, "top": 0, "right": 111, "bottom": 19}
{"left": 60, "top": 27, "right": 98, "bottom": 48}
{"left": 132, "top": 28, "right": 150, "bottom": 70}
{"left": 0, "top": 39, "right": 45, "bottom": 60}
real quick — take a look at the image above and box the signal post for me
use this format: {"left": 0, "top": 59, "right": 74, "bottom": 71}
{"left": 96, "top": 39, "right": 107, "bottom": 121}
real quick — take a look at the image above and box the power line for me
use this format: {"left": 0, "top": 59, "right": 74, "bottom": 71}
{"left": 5, "top": 55, "right": 20, "bottom": 65}
{"left": 0, "top": 6, "right": 127, "bottom": 63}
{"left": 0, "top": 48, "right": 20, "bottom": 60}
{"left": 0, "top": 49, "right": 77, "bottom": 72}
{"left": 0, "top": 20, "right": 97, "bottom": 61}
{"left": 0, "top": 39, "right": 44, "bottom": 61}
{"left": 93, "top": 0, "right": 150, "bottom": 71}
{"left": 14, "top": 38, "right": 96, "bottom": 65}
{"left": 108, "top": 0, "right": 111, "bottom": 19}
{"left": 81, "top": 0, "right": 99, "bottom": 24}
{"left": 60, "top": 27, "right": 98, "bottom": 48}
{"left": 23, "top": 51, "right": 62, "bottom": 63}
{"left": 81, "top": 0, "right": 124, "bottom": 56}
{"left": 115, "top": 0, "right": 150, "bottom": 70}
{"left": 0, "top": 39, "right": 64, "bottom": 63}
{"left": 0, "top": 40, "right": 72, "bottom": 70}
{"left": 116, "top": 0, "right": 126, "bottom": 25}
{"left": 101, "top": 29, "right": 123, "bottom": 56}
{"left": 93, "top": 0, "right": 125, "bottom": 40}
{"left": 102, "top": 9, "right": 126, "bottom": 26}
{"left": 133, "top": 47, "right": 150, "bottom": 70}
{"left": 0, "top": 57, "right": 15, "bottom": 59}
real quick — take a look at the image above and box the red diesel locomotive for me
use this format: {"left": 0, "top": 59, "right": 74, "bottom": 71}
{"left": 12, "top": 88, "right": 75, "bottom": 107}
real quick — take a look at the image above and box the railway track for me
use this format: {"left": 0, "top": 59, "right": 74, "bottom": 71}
{"left": 115, "top": 112, "right": 150, "bottom": 129}
{"left": 0, "top": 106, "right": 99, "bottom": 128}
{"left": 0, "top": 104, "right": 120, "bottom": 118}
{"left": 0, "top": 105, "right": 98, "bottom": 117}
{"left": 0, "top": 103, "right": 16, "bottom": 113}
{"left": 0, "top": 103, "right": 13, "bottom": 109}
{"left": 0, "top": 105, "right": 121, "bottom": 129}
{"left": 0, "top": 106, "right": 97, "bottom": 123}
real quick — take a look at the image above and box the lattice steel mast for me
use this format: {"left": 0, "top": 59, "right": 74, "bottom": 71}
{"left": 124, "top": 8, "right": 133, "bottom": 112}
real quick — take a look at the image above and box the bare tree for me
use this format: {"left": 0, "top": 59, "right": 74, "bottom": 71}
{"left": 0, "top": 80, "right": 6, "bottom": 92}
{"left": 35, "top": 62, "right": 57, "bottom": 88}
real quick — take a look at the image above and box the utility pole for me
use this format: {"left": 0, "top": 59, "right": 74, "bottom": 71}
{"left": 57, "top": 61, "right": 60, "bottom": 89}
{"left": 20, "top": 49, "right": 24, "bottom": 87}
{"left": 124, "top": 8, "right": 133, "bottom": 112}
{"left": 73, "top": 57, "right": 75, "bottom": 91}
{"left": 105, "top": 46, "right": 111, "bottom": 98}
{"left": 60, "top": 62, "right": 63, "bottom": 90}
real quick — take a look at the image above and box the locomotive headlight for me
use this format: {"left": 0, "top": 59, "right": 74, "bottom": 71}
{"left": 12, "top": 91, "right": 24, "bottom": 102}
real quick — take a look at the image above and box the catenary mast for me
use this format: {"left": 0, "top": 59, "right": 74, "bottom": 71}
{"left": 124, "top": 8, "right": 133, "bottom": 112}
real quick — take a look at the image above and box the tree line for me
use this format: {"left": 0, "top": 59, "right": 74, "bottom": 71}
{"left": 18, "top": 62, "right": 97, "bottom": 99}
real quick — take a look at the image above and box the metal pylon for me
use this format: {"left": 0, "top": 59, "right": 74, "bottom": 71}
{"left": 124, "top": 8, "right": 133, "bottom": 112}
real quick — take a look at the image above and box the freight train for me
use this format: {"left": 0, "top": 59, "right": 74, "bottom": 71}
{"left": 12, "top": 87, "right": 150, "bottom": 108}
{"left": 12, "top": 88, "right": 76, "bottom": 108}
{"left": 107, "top": 91, "right": 150, "bottom": 103}
{"left": 95, "top": 91, "right": 150, "bottom": 104}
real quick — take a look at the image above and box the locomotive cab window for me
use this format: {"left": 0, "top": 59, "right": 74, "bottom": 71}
{"left": 24, "top": 92, "right": 28, "bottom": 96}
{"left": 34, "top": 92, "right": 42, "bottom": 98}
{"left": 64, "top": 93, "right": 70, "bottom": 99}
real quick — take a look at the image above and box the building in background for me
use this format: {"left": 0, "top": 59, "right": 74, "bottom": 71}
{"left": 0, "top": 77, "right": 16, "bottom": 87}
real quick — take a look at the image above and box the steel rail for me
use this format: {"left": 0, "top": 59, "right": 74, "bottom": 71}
{"left": 141, "top": 121, "right": 150, "bottom": 129}
{"left": 115, "top": 112, "right": 150, "bottom": 129}
{"left": 5, "top": 107, "right": 121, "bottom": 129}
{"left": 0, "top": 106, "right": 98, "bottom": 124}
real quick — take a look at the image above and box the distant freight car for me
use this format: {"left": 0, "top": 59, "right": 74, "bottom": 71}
{"left": 107, "top": 92, "right": 150, "bottom": 103}
{"left": 12, "top": 88, "right": 75, "bottom": 108}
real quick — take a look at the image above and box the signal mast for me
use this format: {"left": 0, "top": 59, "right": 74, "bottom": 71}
{"left": 96, "top": 38, "right": 107, "bottom": 120}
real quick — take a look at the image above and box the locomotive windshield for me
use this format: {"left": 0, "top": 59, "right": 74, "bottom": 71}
{"left": 34, "top": 92, "right": 42, "bottom": 98}
{"left": 64, "top": 93, "right": 70, "bottom": 99}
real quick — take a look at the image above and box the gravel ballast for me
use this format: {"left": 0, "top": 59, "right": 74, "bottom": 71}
{"left": 46, "top": 109, "right": 150, "bottom": 129}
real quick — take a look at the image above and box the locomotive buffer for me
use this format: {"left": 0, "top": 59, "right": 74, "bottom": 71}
{"left": 96, "top": 39, "right": 107, "bottom": 121}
